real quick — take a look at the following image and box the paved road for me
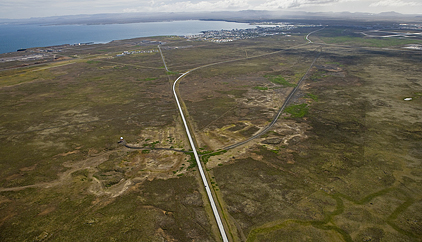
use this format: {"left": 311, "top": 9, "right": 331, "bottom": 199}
{"left": 221, "top": 28, "right": 326, "bottom": 151}
{"left": 306, "top": 27, "right": 325, "bottom": 43}
{"left": 159, "top": 30, "right": 324, "bottom": 241}
{"left": 158, "top": 45, "right": 169, "bottom": 72}
{"left": 223, "top": 48, "right": 321, "bottom": 151}
{"left": 172, "top": 71, "right": 229, "bottom": 242}
{"left": 158, "top": 46, "right": 228, "bottom": 241}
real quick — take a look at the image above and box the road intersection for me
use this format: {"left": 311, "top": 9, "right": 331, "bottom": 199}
{"left": 159, "top": 29, "right": 323, "bottom": 241}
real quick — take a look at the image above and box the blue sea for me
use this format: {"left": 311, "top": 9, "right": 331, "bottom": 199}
{"left": 0, "top": 20, "right": 253, "bottom": 54}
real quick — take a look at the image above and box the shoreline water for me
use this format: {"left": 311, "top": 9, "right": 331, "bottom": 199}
{"left": 0, "top": 20, "right": 254, "bottom": 54}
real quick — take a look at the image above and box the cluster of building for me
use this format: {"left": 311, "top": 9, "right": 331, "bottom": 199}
{"left": 399, "top": 23, "right": 422, "bottom": 30}
{"left": 135, "top": 40, "right": 165, "bottom": 46}
{"left": 115, "top": 49, "right": 159, "bottom": 57}
{"left": 35, "top": 48, "right": 63, "bottom": 53}
{"left": 72, "top": 42, "right": 94, "bottom": 46}
{"left": 0, "top": 53, "right": 51, "bottom": 63}
{"left": 160, "top": 45, "right": 193, "bottom": 50}
{"left": 185, "top": 24, "right": 308, "bottom": 42}
{"left": 404, "top": 44, "right": 422, "bottom": 50}
{"left": 31, "top": 43, "right": 91, "bottom": 53}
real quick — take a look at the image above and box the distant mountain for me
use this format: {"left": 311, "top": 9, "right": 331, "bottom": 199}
{"left": 1, "top": 10, "right": 421, "bottom": 25}
{"left": 378, "top": 11, "right": 403, "bottom": 16}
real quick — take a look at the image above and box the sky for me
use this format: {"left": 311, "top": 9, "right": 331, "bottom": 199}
{"left": 1, "top": 0, "right": 421, "bottom": 19}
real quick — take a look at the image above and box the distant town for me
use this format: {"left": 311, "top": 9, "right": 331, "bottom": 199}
{"left": 1, "top": 21, "right": 421, "bottom": 63}
{"left": 185, "top": 23, "right": 302, "bottom": 42}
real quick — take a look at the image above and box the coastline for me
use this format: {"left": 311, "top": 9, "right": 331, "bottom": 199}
{"left": 0, "top": 20, "right": 253, "bottom": 54}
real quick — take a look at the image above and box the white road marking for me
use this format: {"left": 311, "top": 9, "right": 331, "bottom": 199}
{"left": 173, "top": 71, "right": 229, "bottom": 242}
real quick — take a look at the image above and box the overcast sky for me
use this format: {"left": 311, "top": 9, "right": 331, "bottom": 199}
{"left": 1, "top": 0, "right": 421, "bottom": 19}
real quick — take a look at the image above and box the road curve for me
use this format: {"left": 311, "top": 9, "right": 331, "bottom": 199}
{"left": 306, "top": 27, "right": 325, "bottom": 43}
{"left": 162, "top": 30, "right": 323, "bottom": 240}
{"left": 173, "top": 72, "right": 229, "bottom": 242}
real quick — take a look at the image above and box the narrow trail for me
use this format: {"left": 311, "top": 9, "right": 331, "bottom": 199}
{"left": 123, "top": 142, "right": 191, "bottom": 153}
{"left": 0, "top": 152, "right": 112, "bottom": 192}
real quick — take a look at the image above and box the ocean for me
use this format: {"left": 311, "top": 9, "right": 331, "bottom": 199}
{"left": 0, "top": 20, "right": 253, "bottom": 54}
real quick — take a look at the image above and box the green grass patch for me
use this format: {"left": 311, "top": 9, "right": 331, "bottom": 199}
{"left": 71, "top": 169, "right": 90, "bottom": 178}
{"left": 310, "top": 70, "right": 326, "bottom": 82}
{"left": 284, "top": 103, "right": 308, "bottom": 118}
{"left": 201, "top": 149, "right": 227, "bottom": 164}
{"left": 0, "top": 68, "right": 56, "bottom": 87}
{"left": 305, "top": 93, "right": 318, "bottom": 101}
{"left": 413, "top": 92, "right": 422, "bottom": 99}
{"left": 265, "top": 75, "right": 296, "bottom": 87}
{"left": 216, "top": 89, "right": 247, "bottom": 98}
{"left": 86, "top": 60, "right": 100, "bottom": 64}
{"left": 325, "top": 61, "right": 344, "bottom": 67}
{"left": 138, "top": 77, "right": 157, "bottom": 82}
{"left": 186, "top": 153, "right": 197, "bottom": 169}
{"left": 321, "top": 36, "right": 422, "bottom": 48}
{"left": 254, "top": 86, "right": 268, "bottom": 90}
{"left": 294, "top": 72, "right": 305, "bottom": 82}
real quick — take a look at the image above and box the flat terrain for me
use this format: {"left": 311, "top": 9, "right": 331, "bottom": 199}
{"left": 0, "top": 26, "right": 421, "bottom": 241}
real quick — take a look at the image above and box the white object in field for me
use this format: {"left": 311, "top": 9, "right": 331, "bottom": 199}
{"left": 404, "top": 98, "right": 412, "bottom": 101}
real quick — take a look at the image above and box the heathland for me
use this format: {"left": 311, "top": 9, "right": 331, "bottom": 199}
{"left": 0, "top": 23, "right": 421, "bottom": 241}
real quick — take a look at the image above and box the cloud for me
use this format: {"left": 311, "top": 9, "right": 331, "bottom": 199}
{"left": 125, "top": 0, "right": 251, "bottom": 12}
{"left": 369, "top": 0, "right": 421, "bottom": 7}
{"left": 1, "top": 0, "right": 421, "bottom": 18}
{"left": 123, "top": 0, "right": 351, "bottom": 12}
{"left": 255, "top": 0, "right": 342, "bottom": 10}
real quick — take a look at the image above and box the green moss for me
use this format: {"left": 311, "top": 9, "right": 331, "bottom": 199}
{"left": 270, "top": 149, "right": 279, "bottom": 154}
{"left": 216, "top": 89, "right": 247, "bottom": 98}
{"left": 138, "top": 77, "right": 157, "bottom": 81}
{"left": 310, "top": 70, "right": 327, "bottom": 81}
{"left": 201, "top": 149, "right": 227, "bottom": 164}
{"left": 254, "top": 86, "right": 268, "bottom": 90}
{"left": 305, "top": 93, "right": 318, "bottom": 101}
{"left": 166, "top": 71, "right": 180, "bottom": 75}
{"left": 265, "top": 75, "right": 296, "bottom": 87}
{"left": 86, "top": 60, "right": 100, "bottom": 64}
{"left": 284, "top": 103, "right": 308, "bottom": 118}
{"left": 71, "top": 169, "right": 89, "bottom": 178}
{"left": 321, "top": 36, "right": 422, "bottom": 48}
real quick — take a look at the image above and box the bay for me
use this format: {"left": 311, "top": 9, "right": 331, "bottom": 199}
{"left": 0, "top": 20, "right": 253, "bottom": 54}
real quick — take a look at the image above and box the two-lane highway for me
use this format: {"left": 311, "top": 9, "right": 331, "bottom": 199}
{"left": 172, "top": 71, "right": 229, "bottom": 242}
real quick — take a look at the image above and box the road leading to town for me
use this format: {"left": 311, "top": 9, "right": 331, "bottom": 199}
{"left": 223, "top": 47, "right": 321, "bottom": 151}
{"left": 172, "top": 71, "right": 229, "bottom": 242}
{"left": 160, "top": 28, "right": 324, "bottom": 242}
{"left": 306, "top": 27, "right": 325, "bottom": 43}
